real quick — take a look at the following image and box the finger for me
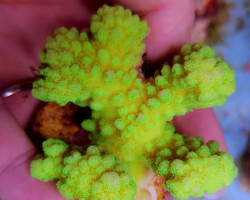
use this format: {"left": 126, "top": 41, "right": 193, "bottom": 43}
{"left": 113, "top": 0, "right": 195, "bottom": 61}
{"left": 174, "top": 108, "right": 228, "bottom": 152}
{"left": 0, "top": 153, "right": 66, "bottom": 200}
{"left": 0, "top": 97, "right": 35, "bottom": 175}
{"left": 0, "top": 97, "right": 65, "bottom": 199}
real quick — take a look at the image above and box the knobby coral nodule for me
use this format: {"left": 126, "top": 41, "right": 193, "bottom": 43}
{"left": 30, "top": 5, "right": 237, "bottom": 200}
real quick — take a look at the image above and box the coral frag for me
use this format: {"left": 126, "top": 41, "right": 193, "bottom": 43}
{"left": 31, "top": 5, "right": 237, "bottom": 200}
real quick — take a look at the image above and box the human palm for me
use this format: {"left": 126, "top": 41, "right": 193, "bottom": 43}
{"left": 0, "top": 0, "right": 226, "bottom": 199}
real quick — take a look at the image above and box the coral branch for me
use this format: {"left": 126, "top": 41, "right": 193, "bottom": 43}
{"left": 31, "top": 5, "right": 237, "bottom": 200}
{"left": 31, "top": 139, "right": 136, "bottom": 200}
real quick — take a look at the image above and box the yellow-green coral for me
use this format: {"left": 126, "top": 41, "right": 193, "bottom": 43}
{"left": 31, "top": 139, "right": 136, "bottom": 200}
{"left": 31, "top": 5, "right": 237, "bottom": 200}
{"left": 30, "top": 138, "right": 68, "bottom": 181}
{"left": 33, "top": 5, "right": 148, "bottom": 106}
{"left": 150, "top": 135, "right": 237, "bottom": 199}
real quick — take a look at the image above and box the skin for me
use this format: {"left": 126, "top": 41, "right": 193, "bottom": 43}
{"left": 0, "top": 0, "right": 227, "bottom": 199}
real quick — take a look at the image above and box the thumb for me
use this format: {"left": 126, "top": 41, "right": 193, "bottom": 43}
{"left": 0, "top": 97, "right": 65, "bottom": 200}
{"left": 0, "top": 97, "right": 35, "bottom": 175}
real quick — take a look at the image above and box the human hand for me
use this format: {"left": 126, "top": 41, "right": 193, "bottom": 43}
{"left": 0, "top": 0, "right": 227, "bottom": 199}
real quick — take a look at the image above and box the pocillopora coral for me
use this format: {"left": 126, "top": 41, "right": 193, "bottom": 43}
{"left": 31, "top": 139, "right": 136, "bottom": 200}
{"left": 31, "top": 5, "right": 237, "bottom": 200}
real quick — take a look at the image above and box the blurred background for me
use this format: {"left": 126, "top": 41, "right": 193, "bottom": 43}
{"left": 188, "top": 0, "right": 250, "bottom": 199}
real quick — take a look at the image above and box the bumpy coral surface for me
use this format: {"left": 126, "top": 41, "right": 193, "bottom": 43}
{"left": 31, "top": 139, "right": 136, "bottom": 200}
{"left": 150, "top": 135, "right": 237, "bottom": 199}
{"left": 31, "top": 5, "right": 237, "bottom": 200}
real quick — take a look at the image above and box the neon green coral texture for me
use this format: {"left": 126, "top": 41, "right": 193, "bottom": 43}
{"left": 31, "top": 139, "right": 136, "bottom": 200}
{"left": 31, "top": 5, "right": 237, "bottom": 200}
{"left": 30, "top": 138, "right": 68, "bottom": 181}
{"left": 150, "top": 135, "right": 237, "bottom": 199}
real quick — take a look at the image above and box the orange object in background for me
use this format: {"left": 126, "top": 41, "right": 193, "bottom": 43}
{"left": 33, "top": 102, "right": 91, "bottom": 145}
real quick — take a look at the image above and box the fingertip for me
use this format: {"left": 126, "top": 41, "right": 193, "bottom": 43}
{"left": 174, "top": 108, "right": 228, "bottom": 152}
{"left": 143, "top": 1, "right": 195, "bottom": 60}
{"left": 112, "top": 0, "right": 195, "bottom": 61}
